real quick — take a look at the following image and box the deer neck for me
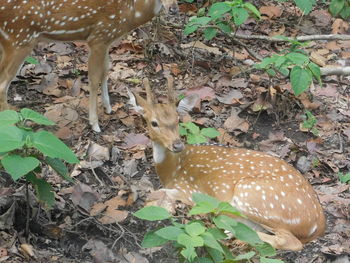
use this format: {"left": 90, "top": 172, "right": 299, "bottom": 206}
{"left": 152, "top": 141, "right": 182, "bottom": 188}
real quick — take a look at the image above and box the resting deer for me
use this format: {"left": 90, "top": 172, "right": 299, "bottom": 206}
{"left": 128, "top": 77, "right": 326, "bottom": 251}
{"left": 0, "top": 0, "right": 178, "bottom": 132}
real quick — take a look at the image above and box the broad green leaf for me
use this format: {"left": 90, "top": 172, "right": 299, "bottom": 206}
{"left": 181, "top": 246, "right": 197, "bottom": 261}
{"left": 207, "top": 227, "right": 227, "bottom": 240}
{"left": 243, "top": 2, "right": 261, "bottom": 18}
{"left": 155, "top": 226, "right": 184, "bottom": 241}
{"left": 217, "top": 202, "right": 243, "bottom": 217}
{"left": 274, "top": 56, "right": 287, "bottom": 68}
{"left": 329, "top": 0, "right": 345, "bottom": 16}
{"left": 206, "top": 246, "right": 224, "bottom": 263}
{"left": 0, "top": 110, "right": 20, "bottom": 126}
{"left": 179, "top": 125, "right": 187, "bottom": 136}
{"left": 277, "top": 66, "right": 289, "bottom": 77}
{"left": 340, "top": 5, "right": 350, "bottom": 19}
{"left": 294, "top": 0, "right": 316, "bottom": 14}
{"left": 266, "top": 69, "right": 277, "bottom": 76}
{"left": 217, "top": 22, "right": 232, "bottom": 33}
{"left": 185, "top": 222, "right": 206, "bottom": 236}
{"left": 134, "top": 206, "right": 171, "bottom": 221}
{"left": 187, "top": 133, "right": 207, "bottom": 144}
{"left": 44, "top": 157, "right": 74, "bottom": 183}
{"left": 184, "top": 24, "right": 200, "bottom": 35}
{"left": 177, "top": 233, "right": 204, "bottom": 248}
{"left": 338, "top": 172, "right": 350, "bottom": 183}
{"left": 189, "top": 202, "right": 217, "bottom": 215}
{"left": 31, "top": 131, "right": 79, "bottom": 163}
{"left": 308, "top": 62, "right": 322, "bottom": 84}
{"left": 290, "top": 66, "right": 312, "bottom": 96}
{"left": 201, "top": 232, "right": 224, "bottom": 253}
{"left": 200, "top": 128, "right": 220, "bottom": 138}
{"left": 231, "top": 7, "right": 249, "bottom": 26}
{"left": 192, "top": 193, "right": 220, "bottom": 207}
{"left": 141, "top": 230, "right": 169, "bottom": 248}
{"left": 20, "top": 108, "right": 55, "bottom": 125}
{"left": 188, "top": 16, "right": 212, "bottom": 26}
{"left": 2, "top": 155, "right": 40, "bottom": 180}
{"left": 182, "top": 122, "right": 200, "bottom": 134}
{"left": 208, "top": 2, "right": 231, "bottom": 19}
{"left": 260, "top": 257, "right": 284, "bottom": 263}
{"left": 26, "top": 172, "right": 55, "bottom": 207}
{"left": 0, "top": 126, "right": 25, "bottom": 152}
{"left": 233, "top": 251, "right": 255, "bottom": 261}
{"left": 285, "top": 52, "right": 309, "bottom": 66}
{"left": 213, "top": 215, "right": 237, "bottom": 234}
{"left": 255, "top": 243, "right": 276, "bottom": 257}
{"left": 25, "top": 56, "right": 39, "bottom": 65}
{"left": 233, "top": 222, "right": 263, "bottom": 244}
{"left": 204, "top": 27, "right": 217, "bottom": 40}
{"left": 196, "top": 258, "right": 214, "bottom": 263}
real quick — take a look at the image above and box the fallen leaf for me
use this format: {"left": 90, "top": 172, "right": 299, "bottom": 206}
{"left": 259, "top": 6, "right": 282, "bottom": 19}
{"left": 87, "top": 142, "right": 110, "bottom": 161}
{"left": 224, "top": 108, "right": 249, "bottom": 132}
{"left": 181, "top": 41, "right": 222, "bottom": 55}
{"left": 98, "top": 210, "right": 128, "bottom": 224}
{"left": 71, "top": 183, "right": 99, "bottom": 213}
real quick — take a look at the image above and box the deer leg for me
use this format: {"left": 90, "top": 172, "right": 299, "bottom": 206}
{"left": 256, "top": 229, "right": 303, "bottom": 251}
{"left": 100, "top": 51, "right": 112, "bottom": 114}
{"left": 87, "top": 42, "right": 111, "bottom": 132}
{"left": 0, "top": 43, "right": 34, "bottom": 111}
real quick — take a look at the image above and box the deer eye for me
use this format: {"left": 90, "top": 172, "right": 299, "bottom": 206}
{"left": 151, "top": 121, "right": 159, "bottom": 127}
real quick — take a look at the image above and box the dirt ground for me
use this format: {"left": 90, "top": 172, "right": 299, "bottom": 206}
{"left": 0, "top": 1, "right": 349, "bottom": 262}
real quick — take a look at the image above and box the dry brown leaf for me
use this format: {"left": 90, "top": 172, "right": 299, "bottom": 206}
{"left": 332, "top": 18, "right": 349, "bottom": 34}
{"left": 310, "top": 51, "right": 327, "bottom": 67}
{"left": 224, "top": 109, "right": 249, "bottom": 132}
{"left": 98, "top": 210, "right": 128, "bottom": 224}
{"left": 87, "top": 142, "right": 110, "bottom": 161}
{"left": 90, "top": 203, "right": 107, "bottom": 216}
{"left": 181, "top": 41, "right": 222, "bottom": 55}
{"left": 259, "top": 6, "right": 282, "bottom": 19}
{"left": 19, "top": 244, "right": 35, "bottom": 259}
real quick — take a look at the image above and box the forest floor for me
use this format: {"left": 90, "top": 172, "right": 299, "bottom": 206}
{"left": 0, "top": 0, "right": 349, "bottom": 262}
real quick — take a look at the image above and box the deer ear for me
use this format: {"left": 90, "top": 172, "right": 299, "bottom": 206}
{"left": 177, "top": 93, "right": 199, "bottom": 116}
{"left": 127, "top": 88, "right": 147, "bottom": 114}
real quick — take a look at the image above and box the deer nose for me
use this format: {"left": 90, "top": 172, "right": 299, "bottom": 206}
{"left": 172, "top": 140, "right": 184, "bottom": 152}
{"left": 168, "top": 4, "right": 179, "bottom": 15}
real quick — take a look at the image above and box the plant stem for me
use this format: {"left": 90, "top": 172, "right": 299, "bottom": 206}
{"left": 25, "top": 181, "right": 30, "bottom": 239}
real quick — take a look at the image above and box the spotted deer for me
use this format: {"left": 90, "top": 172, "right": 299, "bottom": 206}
{"left": 0, "top": 0, "right": 178, "bottom": 132}
{"left": 128, "top": 77, "right": 326, "bottom": 251}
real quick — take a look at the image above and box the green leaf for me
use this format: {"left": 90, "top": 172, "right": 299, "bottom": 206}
{"left": 233, "top": 222, "right": 263, "bottom": 244}
{"left": 182, "top": 122, "right": 201, "bottom": 134}
{"left": 141, "top": 230, "right": 169, "bottom": 248}
{"left": 255, "top": 243, "right": 276, "bottom": 257}
{"left": 1, "top": 155, "right": 40, "bottom": 180}
{"left": 134, "top": 206, "right": 171, "bottom": 221}
{"left": 231, "top": 7, "right": 249, "bottom": 26}
{"left": 217, "top": 202, "right": 243, "bottom": 217}
{"left": 243, "top": 2, "right": 261, "bottom": 18}
{"left": 285, "top": 52, "right": 309, "bottom": 66}
{"left": 208, "top": 2, "right": 231, "bottom": 19}
{"left": 260, "top": 257, "right": 284, "bottom": 263}
{"left": 196, "top": 258, "right": 214, "bottom": 263}
{"left": 177, "top": 233, "right": 204, "bottom": 248}
{"left": 155, "top": 226, "right": 184, "bottom": 241}
{"left": 207, "top": 227, "right": 227, "bottom": 240}
{"left": 201, "top": 232, "right": 224, "bottom": 253}
{"left": 308, "top": 62, "right": 322, "bottom": 84}
{"left": 200, "top": 128, "right": 220, "bottom": 138}
{"left": 189, "top": 202, "right": 217, "bottom": 215}
{"left": 204, "top": 27, "right": 217, "bottom": 40}
{"left": 185, "top": 222, "right": 206, "bottom": 236}
{"left": 26, "top": 172, "right": 55, "bottom": 207}
{"left": 233, "top": 251, "right": 255, "bottom": 261}
{"left": 25, "top": 56, "right": 39, "bottom": 65}
{"left": 217, "top": 22, "right": 232, "bottom": 33}
{"left": 31, "top": 131, "right": 79, "bottom": 163}
{"left": 44, "top": 157, "right": 74, "bottom": 183}
{"left": 187, "top": 133, "right": 207, "bottom": 144}
{"left": 206, "top": 246, "right": 224, "bottom": 263}
{"left": 274, "top": 56, "right": 287, "bottom": 68}
{"left": 184, "top": 24, "right": 200, "bottom": 35}
{"left": 0, "top": 126, "right": 25, "bottom": 152}
{"left": 290, "top": 66, "right": 312, "bottom": 96}
{"left": 340, "top": 5, "right": 350, "bottom": 19}
{"left": 0, "top": 110, "right": 20, "bottom": 126}
{"left": 294, "top": 0, "right": 316, "bottom": 14}
{"left": 188, "top": 16, "right": 212, "bottom": 26}
{"left": 192, "top": 193, "right": 220, "bottom": 207}
{"left": 213, "top": 215, "right": 237, "bottom": 234}
{"left": 181, "top": 246, "right": 197, "bottom": 261}
{"left": 338, "top": 172, "right": 350, "bottom": 183}
{"left": 329, "top": 0, "right": 345, "bottom": 16}
{"left": 20, "top": 108, "right": 55, "bottom": 125}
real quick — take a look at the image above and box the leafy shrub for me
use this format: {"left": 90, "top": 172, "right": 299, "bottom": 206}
{"left": 134, "top": 193, "right": 284, "bottom": 263}
{"left": 180, "top": 122, "right": 220, "bottom": 144}
{"left": 338, "top": 172, "right": 350, "bottom": 184}
{"left": 329, "top": 0, "right": 350, "bottom": 19}
{"left": 0, "top": 109, "right": 78, "bottom": 207}
{"left": 301, "top": 110, "right": 319, "bottom": 136}
{"left": 255, "top": 37, "right": 321, "bottom": 96}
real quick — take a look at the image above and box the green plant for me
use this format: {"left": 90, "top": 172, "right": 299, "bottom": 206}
{"left": 180, "top": 122, "right": 220, "bottom": 144}
{"left": 277, "top": 0, "right": 316, "bottom": 14}
{"left": 134, "top": 193, "right": 283, "bottom": 263}
{"left": 301, "top": 110, "right": 319, "bottom": 136}
{"left": 0, "top": 109, "right": 78, "bottom": 207}
{"left": 329, "top": 0, "right": 350, "bottom": 19}
{"left": 338, "top": 172, "right": 350, "bottom": 184}
{"left": 184, "top": 0, "right": 260, "bottom": 40}
{"left": 255, "top": 37, "right": 321, "bottom": 96}
{"left": 24, "top": 56, "right": 39, "bottom": 65}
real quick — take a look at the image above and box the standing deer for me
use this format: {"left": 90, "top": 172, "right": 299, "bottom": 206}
{"left": 0, "top": 0, "right": 178, "bottom": 132}
{"left": 128, "top": 77, "right": 326, "bottom": 251}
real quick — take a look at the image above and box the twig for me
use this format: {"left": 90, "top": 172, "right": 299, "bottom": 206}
{"left": 89, "top": 157, "right": 104, "bottom": 186}
{"left": 321, "top": 66, "right": 350, "bottom": 76}
{"left": 233, "top": 33, "right": 350, "bottom": 42}
{"left": 111, "top": 222, "right": 126, "bottom": 249}
{"left": 25, "top": 182, "right": 30, "bottom": 239}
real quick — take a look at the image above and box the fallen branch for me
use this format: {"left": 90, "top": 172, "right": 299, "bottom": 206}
{"left": 321, "top": 66, "right": 350, "bottom": 76}
{"left": 234, "top": 34, "right": 350, "bottom": 42}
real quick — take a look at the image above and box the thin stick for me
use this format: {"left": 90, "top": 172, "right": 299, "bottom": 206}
{"left": 143, "top": 78, "right": 154, "bottom": 104}
{"left": 166, "top": 76, "right": 175, "bottom": 104}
